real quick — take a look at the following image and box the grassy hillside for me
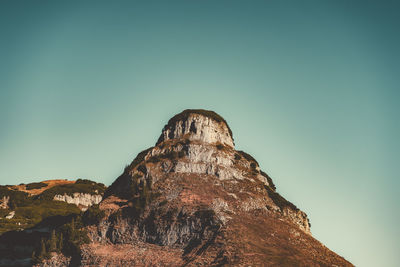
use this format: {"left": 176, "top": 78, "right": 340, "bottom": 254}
{"left": 0, "top": 179, "right": 106, "bottom": 234}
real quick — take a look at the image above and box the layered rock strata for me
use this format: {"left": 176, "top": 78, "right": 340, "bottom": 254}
{"left": 82, "top": 109, "right": 351, "bottom": 266}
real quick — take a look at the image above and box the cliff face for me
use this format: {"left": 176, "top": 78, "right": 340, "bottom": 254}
{"left": 83, "top": 109, "right": 351, "bottom": 266}
{"left": 53, "top": 193, "right": 102, "bottom": 211}
{"left": 156, "top": 110, "right": 234, "bottom": 148}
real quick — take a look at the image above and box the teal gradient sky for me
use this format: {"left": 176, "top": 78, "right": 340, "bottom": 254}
{"left": 1, "top": 1, "right": 399, "bottom": 266}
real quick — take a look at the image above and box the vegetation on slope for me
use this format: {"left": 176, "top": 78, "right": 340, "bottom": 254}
{"left": 25, "top": 182, "right": 47, "bottom": 190}
{"left": 0, "top": 179, "right": 105, "bottom": 234}
{"left": 31, "top": 216, "right": 91, "bottom": 265}
{"left": 82, "top": 204, "right": 105, "bottom": 225}
{"left": 264, "top": 185, "right": 299, "bottom": 212}
{"left": 105, "top": 147, "right": 154, "bottom": 199}
{"left": 0, "top": 185, "right": 29, "bottom": 209}
{"left": 236, "top": 150, "right": 259, "bottom": 165}
{"left": 37, "top": 179, "right": 106, "bottom": 200}
{"left": 0, "top": 198, "right": 81, "bottom": 234}
{"left": 260, "top": 171, "right": 276, "bottom": 191}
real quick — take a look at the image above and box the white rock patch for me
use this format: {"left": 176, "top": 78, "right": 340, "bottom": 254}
{"left": 5, "top": 211, "right": 15, "bottom": 219}
{"left": 53, "top": 193, "right": 102, "bottom": 211}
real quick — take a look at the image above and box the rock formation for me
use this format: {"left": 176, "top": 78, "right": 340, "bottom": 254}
{"left": 0, "top": 109, "right": 352, "bottom": 266}
{"left": 0, "top": 196, "right": 9, "bottom": 209}
{"left": 53, "top": 193, "right": 102, "bottom": 211}
{"left": 81, "top": 109, "right": 352, "bottom": 266}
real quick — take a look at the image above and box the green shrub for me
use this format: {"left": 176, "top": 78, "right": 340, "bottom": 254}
{"left": 16, "top": 200, "right": 80, "bottom": 222}
{"left": 0, "top": 186, "right": 29, "bottom": 208}
{"left": 25, "top": 182, "right": 47, "bottom": 190}
{"left": 82, "top": 204, "right": 105, "bottom": 225}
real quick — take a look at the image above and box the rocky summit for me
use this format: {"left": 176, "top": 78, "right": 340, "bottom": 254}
{"left": 1, "top": 109, "right": 353, "bottom": 266}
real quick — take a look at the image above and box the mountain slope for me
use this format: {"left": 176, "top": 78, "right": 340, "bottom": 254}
{"left": 0, "top": 179, "right": 106, "bottom": 266}
{"left": 1, "top": 109, "right": 352, "bottom": 266}
{"left": 80, "top": 109, "right": 352, "bottom": 266}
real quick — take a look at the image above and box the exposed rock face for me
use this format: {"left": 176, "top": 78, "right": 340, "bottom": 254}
{"left": 33, "top": 253, "right": 71, "bottom": 267}
{"left": 82, "top": 109, "right": 352, "bottom": 266}
{"left": 157, "top": 109, "right": 235, "bottom": 148}
{"left": 53, "top": 193, "right": 102, "bottom": 211}
{"left": 0, "top": 196, "right": 9, "bottom": 209}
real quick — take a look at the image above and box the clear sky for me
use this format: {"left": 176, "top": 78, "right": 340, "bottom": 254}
{"left": 0, "top": 1, "right": 399, "bottom": 266}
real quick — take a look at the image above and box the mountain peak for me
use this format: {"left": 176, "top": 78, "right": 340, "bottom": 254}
{"left": 156, "top": 109, "right": 234, "bottom": 148}
{"left": 9, "top": 109, "right": 352, "bottom": 266}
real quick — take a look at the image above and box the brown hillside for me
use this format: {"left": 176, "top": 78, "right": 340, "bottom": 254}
{"left": 9, "top": 179, "right": 75, "bottom": 195}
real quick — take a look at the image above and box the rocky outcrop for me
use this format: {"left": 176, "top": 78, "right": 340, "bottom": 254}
{"left": 0, "top": 196, "right": 9, "bottom": 209}
{"left": 5, "top": 211, "right": 15, "bottom": 219}
{"left": 33, "top": 253, "right": 71, "bottom": 267}
{"left": 157, "top": 109, "right": 234, "bottom": 148}
{"left": 106, "top": 120, "right": 309, "bottom": 233}
{"left": 53, "top": 193, "right": 102, "bottom": 211}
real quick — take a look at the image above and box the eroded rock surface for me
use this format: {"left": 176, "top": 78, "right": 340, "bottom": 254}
{"left": 157, "top": 109, "right": 234, "bottom": 148}
{"left": 84, "top": 109, "right": 350, "bottom": 266}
